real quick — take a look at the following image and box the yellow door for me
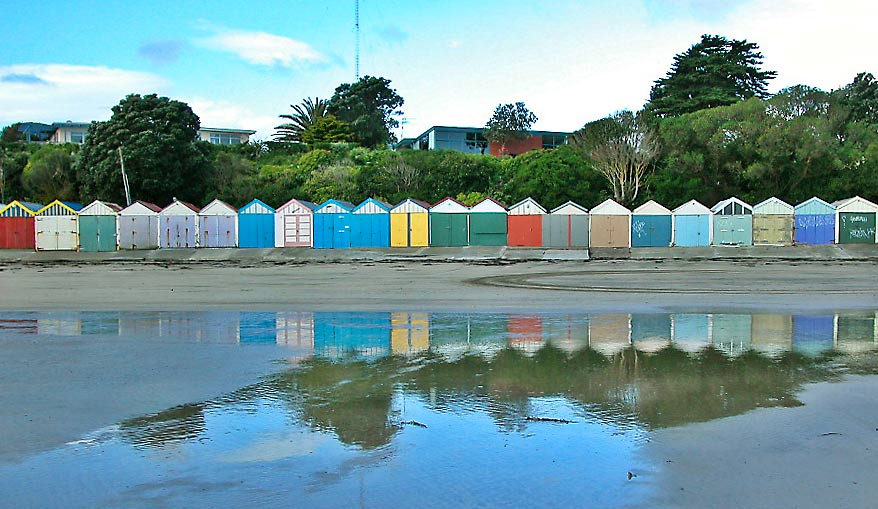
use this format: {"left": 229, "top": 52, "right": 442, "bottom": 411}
{"left": 390, "top": 213, "right": 409, "bottom": 247}
{"left": 410, "top": 212, "right": 429, "bottom": 247}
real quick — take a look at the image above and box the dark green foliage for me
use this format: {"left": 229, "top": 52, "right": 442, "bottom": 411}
{"left": 497, "top": 146, "right": 609, "bottom": 209}
{"left": 275, "top": 97, "right": 329, "bottom": 142}
{"left": 1, "top": 123, "right": 24, "bottom": 143}
{"left": 301, "top": 115, "right": 353, "bottom": 144}
{"left": 327, "top": 76, "right": 404, "bottom": 148}
{"left": 648, "top": 34, "right": 777, "bottom": 117}
{"left": 834, "top": 72, "right": 878, "bottom": 125}
{"left": 0, "top": 142, "right": 36, "bottom": 202}
{"left": 22, "top": 144, "right": 78, "bottom": 202}
{"left": 77, "top": 94, "right": 210, "bottom": 205}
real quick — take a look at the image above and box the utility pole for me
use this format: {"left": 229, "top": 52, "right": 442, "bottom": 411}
{"left": 118, "top": 146, "right": 131, "bottom": 206}
{"left": 354, "top": 0, "right": 360, "bottom": 80}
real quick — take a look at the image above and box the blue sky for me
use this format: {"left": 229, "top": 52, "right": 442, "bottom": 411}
{"left": 1, "top": 0, "right": 875, "bottom": 140}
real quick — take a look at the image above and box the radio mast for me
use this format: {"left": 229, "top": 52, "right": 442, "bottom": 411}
{"left": 354, "top": 0, "right": 360, "bottom": 79}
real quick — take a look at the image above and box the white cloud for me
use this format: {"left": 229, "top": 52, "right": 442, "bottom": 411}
{"left": 0, "top": 64, "right": 168, "bottom": 125}
{"left": 198, "top": 28, "right": 324, "bottom": 68}
{"left": 186, "top": 97, "right": 279, "bottom": 140}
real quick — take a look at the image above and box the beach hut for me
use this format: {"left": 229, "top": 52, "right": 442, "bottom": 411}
{"left": 238, "top": 199, "right": 276, "bottom": 248}
{"left": 390, "top": 312, "right": 430, "bottom": 355}
{"left": 313, "top": 200, "right": 355, "bottom": 249}
{"left": 588, "top": 314, "right": 631, "bottom": 356}
{"left": 631, "top": 200, "right": 672, "bottom": 247}
{"left": 751, "top": 314, "right": 793, "bottom": 358}
{"left": 0, "top": 201, "right": 42, "bottom": 249}
{"left": 543, "top": 201, "right": 589, "bottom": 248}
{"left": 833, "top": 196, "right": 878, "bottom": 244}
{"left": 35, "top": 200, "right": 82, "bottom": 251}
{"left": 350, "top": 198, "right": 391, "bottom": 248}
{"left": 711, "top": 314, "right": 752, "bottom": 357}
{"left": 672, "top": 200, "right": 712, "bottom": 247}
{"left": 274, "top": 198, "right": 317, "bottom": 247}
{"left": 313, "top": 311, "right": 391, "bottom": 359}
{"left": 159, "top": 199, "right": 200, "bottom": 248}
{"left": 631, "top": 314, "right": 672, "bottom": 353}
{"left": 508, "top": 314, "right": 544, "bottom": 356}
{"left": 711, "top": 197, "right": 753, "bottom": 246}
{"left": 429, "top": 197, "right": 469, "bottom": 247}
{"left": 118, "top": 201, "right": 161, "bottom": 250}
{"left": 468, "top": 198, "right": 507, "bottom": 246}
{"left": 78, "top": 200, "right": 121, "bottom": 252}
{"left": 792, "top": 315, "right": 835, "bottom": 357}
{"left": 589, "top": 199, "right": 631, "bottom": 248}
{"left": 390, "top": 198, "right": 430, "bottom": 247}
{"left": 834, "top": 312, "right": 878, "bottom": 354}
{"left": 198, "top": 199, "right": 237, "bottom": 248}
{"left": 794, "top": 197, "right": 835, "bottom": 245}
{"left": 507, "top": 197, "right": 546, "bottom": 247}
{"left": 752, "top": 197, "right": 794, "bottom": 245}
{"left": 671, "top": 313, "right": 711, "bottom": 353}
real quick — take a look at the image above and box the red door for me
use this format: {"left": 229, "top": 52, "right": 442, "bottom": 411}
{"left": 507, "top": 215, "right": 543, "bottom": 246}
{"left": 0, "top": 218, "right": 36, "bottom": 249}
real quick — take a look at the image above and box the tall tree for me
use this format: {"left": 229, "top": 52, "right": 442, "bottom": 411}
{"left": 274, "top": 97, "right": 329, "bottom": 142}
{"left": 570, "top": 110, "right": 658, "bottom": 205}
{"left": 647, "top": 34, "right": 777, "bottom": 117}
{"left": 77, "top": 93, "right": 211, "bottom": 205}
{"left": 834, "top": 72, "right": 878, "bottom": 125}
{"left": 21, "top": 145, "right": 78, "bottom": 202}
{"left": 300, "top": 115, "right": 353, "bottom": 144}
{"left": 482, "top": 102, "right": 538, "bottom": 155}
{"left": 327, "top": 76, "right": 404, "bottom": 147}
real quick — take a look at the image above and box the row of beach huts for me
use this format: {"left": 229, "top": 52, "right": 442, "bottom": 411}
{"left": 0, "top": 195, "right": 876, "bottom": 251}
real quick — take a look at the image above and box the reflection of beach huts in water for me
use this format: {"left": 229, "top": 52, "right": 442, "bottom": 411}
{"left": 710, "top": 314, "right": 752, "bottom": 357}
{"left": 274, "top": 198, "right": 316, "bottom": 247}
{"left": 507, "top": 314, "right": 544, "bottom": 355}
{"left": 429, "top": 197, "right": 469, "bottom": 247}
{"left": 631, "top": 314, "right": 672, "bottom": 353}
{"left": 672, "top": 200, "right": 712, "bottom": 247}
{"left": 631, "top": 200, "right": 672, "bottom": 247}
{"left": 468, "top": 198, "right": 508, "bottom": 246}
{"left": 539, "top": 314, "right": 590, "bottom": 353}
{"left": 276, "top": 312, "right": 315, "bottom": 349}
{"left": 507, "top": 197, "right": 546, "bottom": 247}
{"left": 588, "top": 314, "right": 631, "bottom": 356}
{"left": 313, "top": 312, "right": 391, "bottom": 358}
{"left": 792, "top": 315, "right": 835, "bottom": 357}
{"left": 711, "top": 197, "right": 753, "bottom": 246}
{"left": 589, "top": 199, "right": 631, "bottom": 248}
{"left": 351, "top": 198, "right": 391, "bottom": 248}
{"left": 428, "top": 313, "right": 507, "bottom": 360}
{"left": 752, "top": 197, "right": 794, "bottom": 245}
{"left": 671, "top": 314, "right": 711, "bottom": 353}
{"left": 239, "top": 312, "right": 278, "bottom": 344}
{"left": 833, "top": 196, "right": 878, "bottom": 244}
{"left": 313, "top": 200, "right": 355, "bottom": 249}
{"left": 37, "top": 312, "right": 82, "bottom": 336}
{"left": 391, "top": 312, "right": 429, "bottom": 355}
{"left": 159, "top": 200, "right": 200, "bottom": 248}
{"left": 118, "top": 311, "right": 163, "bottom": 337}
{"left": 238, "top": 199, "right": 276, "bottom": 248}
{"left": 78, "top": 311, "right": 121, "bottom": 336}
{"left": 35, "top": 200, "right": 82, "bottom": 251}
{"left": 0, "top": 201, "right": 42, "bottom": 249}
{"left": 198, "top": 199, "right": 237, "bottom": 248}
{"left": 543, "top": 201, "right": 589, "bottom": 248}
{"left": 78, "top": 200, "right": 121, "bottom": 252}
{"left": 118, "top": 201, "right": 161, "bottom": 250}
{"left": 750, "top": 314, "right": 793, "bottom": 357}
{"left": 794, "top": 197, "right": 836, "bottom": 245}
{"left": 390, "top": 198, "right": 430, "bottom": 247}
{"left": 834, "top": 312, "right": 878, "bottom": 353}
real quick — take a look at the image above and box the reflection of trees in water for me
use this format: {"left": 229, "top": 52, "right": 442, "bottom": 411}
{"left": 116, "top": 344, "right": 840, "bottom": 451}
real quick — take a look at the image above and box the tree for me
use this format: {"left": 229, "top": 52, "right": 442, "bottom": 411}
{"left": 834, "top": 72, "right": 878, "bottom": 125}
{"left": 647, "top": 34, "right": 777, "bottom": 117}
{"left": 482, "top": 102, "right": 538, "bottom": 155}
{"left": 21, "top": 145, "right": 78, "bottom": 202}
{"left": 274, "top": 97, "right": 329, "bottom": 142}
{"left": 1, "top": 123, "right": 24, "bottom": 143}
{"left": 570, "top": 111, "right": 658, "bottom": 205}
{"left": 301, "top": 115, "right": 353, "bottom": 144}
{"left": 327, "top": 76, "right": 404, "bottom": 147}
{"left": 77, "top": 93, "right": 211, "bottom": 205}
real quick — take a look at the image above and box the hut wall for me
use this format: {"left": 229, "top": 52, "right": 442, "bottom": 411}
{"left": 469, "top": 213, "right": 507, "bottom": 246}
{"left": 673, "top": 215, "right": 711, "bottom": 246}
{"left": 753, "top": 215, "right": 794, "bottom": 245}
{"left": 119, "top": 215, "right": 159, "bottom": 249}
{"left": 161, "top": 214, "right": 197, "bottom": 248}
{"left": 838, "top": 212, "right": 876, "bottom": 244}
{"left": 199, "top": 214, "right": 237, "bottom": 248}
{"left": 390, "top": 212, "right": 429, "bottom": 247}
{"left": 589, "top": 215, "right": 629, "bottom": 247}
{"left": 713, "top": 215, "right": 753, "bottom": 245}
{"left": 350, "top": 214, "right": 390, "bottom": 248}
{"left": 35, "top": 216, "right": 78, "bottom": 251}
{"left": 239, "top": 213, "right": 274, "bottom": 247}
{"left": 429, "top": 213, "right": 469, "bottom": 246}
{"left": 794, "top": 214, "right": 835, "bottom": 244}
{"left": 0, "top": 217, "right": 35, "bottom": 249}
{"left": 631, "top": 215, "right": 671, "bottom": 247}
{"left": 507, "top": 215, "right": 542, "bottom": 246}
{"left": 78, "top": 215, "right": 118, "bottom": 252}
{"left": 542, "top": 215, "right": 588, "bottom": 248}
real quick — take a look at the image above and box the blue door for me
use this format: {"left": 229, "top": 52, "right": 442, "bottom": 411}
{"left": 795, "top": 214, "right": 835, "bottom": 244}
{"left": 239, "top": 214, "right": 273, "bottom": 248}
{"left": 331, "top": 214, "right": 351, "bottom": 249}
{"left": 631, "top": 215, "right": 671, "bottom": 247}
{"left": 313, "top": 214, "right": 334, "bottom": 249}
{"left": 674, "top": 215, "right": 710, "bottom": 246}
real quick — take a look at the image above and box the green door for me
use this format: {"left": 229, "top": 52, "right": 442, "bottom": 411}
{"left": 429, "top": 214, "right": 469, "bottom": 246}
{"left": 80, "top": 216, "right": 117, "bottom": 251}
{"left": 838, "top": 212, "right": 876, "bottom": 244}
{"left": 469, "top": 213, "right": 507, "bottom": 246}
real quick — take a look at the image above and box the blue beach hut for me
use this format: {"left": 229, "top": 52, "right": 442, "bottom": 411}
{"left": 794, "top": 197, "right": 835, "bottom": 245}
{"left": 313, "top": 311, "right": 391, "bottom": 359}
{"left": 350, "top": 198, "right": 391, "bottom": 248}
{"left": 631, "top": 200, "right": 672, "bottom": 247}
{"left": 238, "top": 199, "right": 275, "bottom": 248}
{"left": 672, "top": 200, "right": 712, "bottom": 247}
{"left": 313, "top": 200, "right": 355, "bottom": 249}
{"left": 711, "top": 197, "right": 753, "bottom": 246}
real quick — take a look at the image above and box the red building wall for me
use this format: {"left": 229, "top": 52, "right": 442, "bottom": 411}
{"left": 490, "top": 135, "right": 543, "bottom": 156}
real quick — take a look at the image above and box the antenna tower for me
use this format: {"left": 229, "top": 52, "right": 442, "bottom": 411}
{"left": 355, "top": 0, "right": 360, "bottom": 79}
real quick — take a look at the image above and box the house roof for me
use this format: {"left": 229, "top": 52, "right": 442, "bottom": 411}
{"left": 199, "top": 127, "right": 257, "bottom": 135}
{"left": 411, "top": 125, "right": 573, "bottom": 140}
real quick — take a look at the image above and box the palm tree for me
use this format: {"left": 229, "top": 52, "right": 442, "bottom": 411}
{"left": 274, "top": 97, "right": 328, "bottom": 142}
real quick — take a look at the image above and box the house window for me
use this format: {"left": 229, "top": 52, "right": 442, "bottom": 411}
{"left": 542, "top": 135, "right": 566, "bottom": 149}
{"left": 465, "top": 131, "right": 488, "bottom": 153}
{"left": 70, "top": 131, "right": 86, "bottom": 144}
{"left": 209, "top": 133, "right": 242, "bottom": 145}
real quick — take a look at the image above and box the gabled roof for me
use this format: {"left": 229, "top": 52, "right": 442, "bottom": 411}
{"left": 315, "top": 199, "right": 355, "bottom": 213}
{"left": 550, "top": 201, "right": 589, "bottom": 215}
{"left": 431, "top": 197, "right": 469, "bottom": 213}
{"left": 711, "top": 196, "right": 753, "bottom": 213}
{"left": 0, "top": 200, "right": 43, "bottom": 217}
{"left": 470, "top": 197, "right": 507, "bottom": 213}
{"left": 352, "top": 198, "right": 392, "bottom": 214}
{"left": 120, "top": 200, "right": 162, "bottom": 214}
{"left": 391, "top": 198, "right": 431, "bottom": 213}
{"left": 78, "top": 200, "right": 122, "bottom": 216}
{"left": 276, "top": 198, "right": 318, "bottom": 214}
{"left": 199, "top": 198, "right": 238, "bottom": 215}
{"left": 239, "top": 198, "right": 276, "bottom": 214}
{"left": 753, "top": 197, "right": 793, "bottom": 214}
{"left": 672, "top": 199, "right": 711, "bottom": 215}
{"left": 832, "top": 196, "right": 878, "bottom": 213}
{"left": 508, "top": 197, "right": 547, "bottom": 215}
{"left": 160, "top": 199, "right": 200, "bottom": 214}
{"left": 36, "top": 200, "right": 82, "bottom": 216}
{"left": 633, "top": 200, "right": 671, "bottom": 215}
{"left": 794, "top": 197, "right": 835, "bottom": 214}
{"left": 590, "top": 199, "right": 631, "bottom": 215}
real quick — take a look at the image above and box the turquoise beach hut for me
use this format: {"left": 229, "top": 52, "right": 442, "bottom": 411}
{"left": 711, "top": 197, "right": 753, "bottom": 246}
{"left": 672, "top": 200, "right": 712, "bottom": 247}
{"left": 238, "top": 199, "right": 275, "bottom": 248}
{"left": 631, "top": 200, "right": 672, "bottom": 247}
{"left": 350, "top": 198, "right": 391, "bottom": 248}
{"left": 313, "top": 200, "right": 355, "bottom": 249}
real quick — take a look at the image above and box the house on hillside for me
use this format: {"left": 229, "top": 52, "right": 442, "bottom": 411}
{"left": 396, "top": 126, "right": 569, "bottom": 156}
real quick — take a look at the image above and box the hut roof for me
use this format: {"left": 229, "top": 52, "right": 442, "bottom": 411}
{"left": 753, "top": 197, "right": 793, "bottom": 214}
{"left": 673, "top": 199, "right": 711, "bottom": 215}
{"left": 276, "top": 198, "right": 317, "bottom": 214}
{"left": 550, "top": 201, "right": 589, "bottom": 215}
{"left": 36, "top": 200, "right": 82, "bottom": 216}
{"left": 391, "top": 198, "right": 431, "bottom": 213}
{"left": 120, "top": 200, "right": 162, "bottom": 215}
{"left": 832, "top": 196, "right": 878, "bottom": 213}
{"left": 0, "top": 200, "right": 43, "bottom": 217}
{"left": 160, "top": 199, "right": 200, "bottom": 215}
{"left": 711, "top": 197, "right": 753, "bottom": 214}
{"left": 470, "top": 197, "right": 507, "bottom": 213}
{"left": 590, "top": 199, "right": 631, "bottom": 215}
{"left": 315, "top": 199, "right": 354, "bottom": 213}
{"left": 78, "top": 200, "right": 122, "bottom": 216}
{"left": 508, "top": 197, "right": 547, "bottom": 215}
{"left": 353, "top": 198, "right": 392, "bottom": 214}
{"left": 199, "top": 199, "right": 238, "bottom": 215}
{"left": 431, "top": 197, "right": 469, "bottom": 213}
{"left": 239, "top": 198, "right": 276, "bottom": 214}
{"left": 794, "top": 197, "right": 835, "bottom": 214}
{"left": 633, "top": 200, "right": 671, "bottom": 215}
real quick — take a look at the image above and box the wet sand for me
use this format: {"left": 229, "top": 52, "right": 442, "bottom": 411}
{"left": 2, "top": 259, "right": 878, "bottom": 506}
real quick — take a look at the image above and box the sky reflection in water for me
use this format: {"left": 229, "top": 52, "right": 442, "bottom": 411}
{"left": 0, "top": 310, "right": 876, "bottom": 508}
